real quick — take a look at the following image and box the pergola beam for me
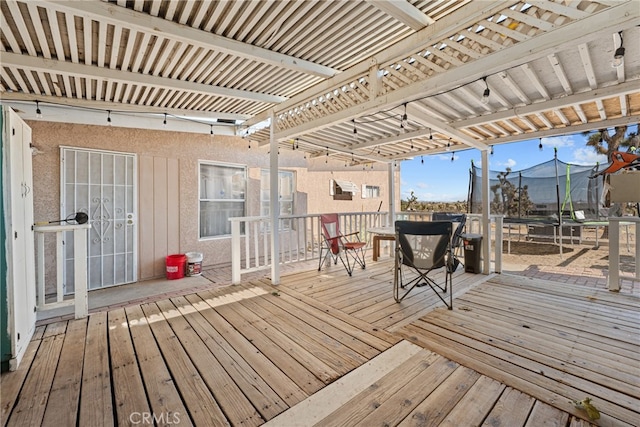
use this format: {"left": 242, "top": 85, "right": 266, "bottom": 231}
{"left": 44, "top": 0, "right": 338, "bottom": 79}
{"left": 1, "top": 53, "right": 286, "bottom": 104}
{"left": 366, "top": 0, "right": 435, "bottom": 31}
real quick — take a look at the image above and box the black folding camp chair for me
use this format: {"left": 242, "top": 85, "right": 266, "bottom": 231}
{"left": 432, "top": 212, "right": 466, "bottom": 271}
{"left": 393, "top": 220, "right": 454, "bottom": 309}
{"left": 318, "top": 213, "right": 366, "bottom": 276}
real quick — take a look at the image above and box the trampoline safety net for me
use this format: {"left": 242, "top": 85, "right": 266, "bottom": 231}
{"left": 468, "top": 158, "right": 602, "bottom": 220}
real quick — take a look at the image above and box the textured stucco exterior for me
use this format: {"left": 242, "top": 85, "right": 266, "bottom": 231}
{"left": 27, "top": 120, "right": 399, "bottom": 281}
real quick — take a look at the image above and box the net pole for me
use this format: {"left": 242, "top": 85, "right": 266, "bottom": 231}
{"left": 518, "top": 172, "right": 522, "bottom": 218}
{"left": 554, "top": 148, "right": 563, "bottom": 257}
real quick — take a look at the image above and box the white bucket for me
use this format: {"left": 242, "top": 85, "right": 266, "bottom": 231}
{"left": 185, "top": 252, "right": 203, "bottom": 276}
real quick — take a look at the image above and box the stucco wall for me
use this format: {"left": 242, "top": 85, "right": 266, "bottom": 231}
{"left": 27, "top": 121, "right": 398, "bottom": 281}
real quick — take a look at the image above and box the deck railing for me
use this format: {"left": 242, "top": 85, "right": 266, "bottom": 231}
{"left": 230, "top": 212, "right": 388, "bottom": 283}
{"left": 229, "top": 211, "right": 504, "bottom": 283}
{"left": 34, "top": 223, "right": 91, "bottom": 319}
{"left": 608, "top": 216, "right": 639, "bottom": 291}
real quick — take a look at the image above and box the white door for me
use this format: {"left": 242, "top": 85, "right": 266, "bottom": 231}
{"left": 4, "top": 106, "right": 36, "bottom": 370}
{"left": 61, "top": 147, "right": 137, "bottom": 292}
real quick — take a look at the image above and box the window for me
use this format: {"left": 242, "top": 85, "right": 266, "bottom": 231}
{"left": 331, "top": 179, "right": 359, "bottom": 200}
{"left": 362, "top": 185, "right": 381, "bottom": 199}
{"left": 261, "top": 170, "right": 295, "bottom": 228}
{"left": 199, "top": 162, "right": 246, "bottom": 238}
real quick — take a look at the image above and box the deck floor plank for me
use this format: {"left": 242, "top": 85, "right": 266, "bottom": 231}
{"left": 107, "top": 308, "right": 151, "bottom": 426}
{"left": 1, "top": 336, "right": 41, "bottom": 426}
{"left": 208, "top": 291, "right": 326, "bottom": 395}
{"left": 139, "top": 302, "right": 229, "bottom": 427}
{"left": 5, "top": 334, "right": 63, "bottom": 427}
{"left": 437, "top": 375, "right": 506, "bottom": 427}
{"left": 154, "top": 298, "right": 265, "bottom": 427}
{"left": 124, "top": 305, "right": 193, "bottom": 427}
{"left": 79, "top": 312, "right": 113, "bottom": 427}
{"left": 219, "top": 295, "right": 340, "bottom": 385}
{"left": 480, "top": 387, "right": 536, "bottom": 427}
{"left": 169, "top": 294, "right": 288, "bottom": 421}
{"left": 424, "top": 305, "right": 640, "bottom": 397}
{"left": 245, "top": 283, "right": 381, "bottom": 360}
{"left": 315, "top": 350, "right": 443, "bottom": 426}
{"left": 453, "top": 295, "right": 640, "bottom": 378}
{"left": 525, "top": 401, "right": 570, "bottom": 427}
{"left": 41, "top": 318, "right": 87, "bottom": 427}
{"left": 469, "top": 282, "right": 639, "bottom": 334}
{"left": 456, "top": 292, "right": 640, "bottom": 361}
{"left": 397, "top": 366, "right": 482, "bottom": 427}
{"left": 255, "top": 279, "right": 400, "bottom": 348}
{"left": 3, "top": 262, "right": 637, "bottom": 427}
{"left": 237, "top": 292, "right": 368, "bottom": 374}
{"left": 183, "top": 292, "right": 309, "bottom": 406}
{"left": 346, "top": 354, "right": 460, "bottom": 427}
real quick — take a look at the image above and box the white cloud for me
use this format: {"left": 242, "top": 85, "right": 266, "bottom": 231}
{"left": 541, "top": 135, "right": 575, "bottom": 148}
{"left": 571, "top": 147, "right": 608, "bottom": 165}
{"left": 436, "top": 153, "right": 457, "bottom": 161}
{"left": 495, "top": 158, "right": 517, "bottom": 169}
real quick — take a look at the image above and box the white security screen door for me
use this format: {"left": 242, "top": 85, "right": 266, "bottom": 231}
{"left": 61, "top": 147, "right": 137, "bottom": 292}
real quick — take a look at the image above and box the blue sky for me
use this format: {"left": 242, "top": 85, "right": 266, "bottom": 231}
{"left": 400, "top": 125, "right": 639, "bottom": 202}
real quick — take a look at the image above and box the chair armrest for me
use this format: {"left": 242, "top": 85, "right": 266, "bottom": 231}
{"left": 341, "top": 231, "right": 361, "bottom": 238}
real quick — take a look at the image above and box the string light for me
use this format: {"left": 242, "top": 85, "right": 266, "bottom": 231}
{"left": 451, "top": 153, "right": 455, "bottom": 162}
{"left": 490, "top": 145, "right": 494, "bottom": 155}
{"left": 429, "top": 128, "right": 433, "bottom": 140}
{"left": 163, "top": 113, "right": 167, "bottom": 127}
{"left": 446, "top": 138, "right": 451, "bottom": 151}
{"left": 107, "top": 110, "right": 112, "bottom": 125}
{"left": 210, "top": 124, "right": 213, "bottom": 135}
{"left": 612, "top": 31, "right": 625, "bottom": 68}
{"left": 421, "top": 155, "right": 424, "bottom": 164}
{"left": 400, "top": 103, "right": 408, "bottom": 131}
{"left": 35, "top": 100, "right": 43, "bottom": 119}
{"left": 481, "top": 77, "right": 490, "bottom": 104}
{"left": 352, "top": 119, "right": 358, "bottom": 140}
{"left": 538, "top": 138, "right": 543, "bottom": 151}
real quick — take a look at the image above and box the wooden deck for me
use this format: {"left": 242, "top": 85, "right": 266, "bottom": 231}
{"left": 2, "top": 259, "right": 638, "bottom": 426}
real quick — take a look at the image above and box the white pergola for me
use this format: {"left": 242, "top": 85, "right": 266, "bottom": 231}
{"left": 1, "top": 0, "right": 639, "bottom": 281}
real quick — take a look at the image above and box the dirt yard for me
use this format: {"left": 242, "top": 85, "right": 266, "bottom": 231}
{"left": 500, "top": 223, "right": 637, "bottom": 274}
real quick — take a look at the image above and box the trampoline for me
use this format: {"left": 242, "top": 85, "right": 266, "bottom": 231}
{"left": 467, "top": 149, "right": 605, "bottom": 254}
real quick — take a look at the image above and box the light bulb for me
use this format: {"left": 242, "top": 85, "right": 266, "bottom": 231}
{"left": 612, "top": 47, "right": 625, "bottom": 68}
{"left": 481, "top": 88, "right": 490, "bottom": 104}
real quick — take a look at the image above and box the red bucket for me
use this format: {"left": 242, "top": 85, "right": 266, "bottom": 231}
{"left": 166, "top": 254, "right": 186, "bottom": 280}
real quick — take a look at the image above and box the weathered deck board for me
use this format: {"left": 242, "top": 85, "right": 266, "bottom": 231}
{"left": 2, "top": 262, "right": 637, "bottom": 427}
{"left": 139, "top": 302, "right": 229, "bottom": 426}
{"left": 398, "top": 274, "right": 640, "bottom": 426}
{"left": 182, "top": 292, "right": 309, "bottom": 406}
{"left": 41, "top": 318, "right": 87, "bottom": 427}
{"left": 1, "top": 337, "right": 40, "bottom": 427}
{"left": 107, "top": 308, "right": 151, "bottom": 426}
{"left": 124, "top": 305, "right": 193, "bottom": 426}
{"left": 6, "top": 334, "right": 64, "bottom": 427}
{"left": 79, "top": 312, "right": 113, "bottom": 427}
{"left": 169, "top": 295, "right": 287, "bottom": 421}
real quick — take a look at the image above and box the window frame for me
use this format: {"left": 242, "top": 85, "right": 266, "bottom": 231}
{"left": 261, "top": 169, "right": 295, "bottom": 230}
{"left": 362, "top": 184, "right": 381, "bottom": 199}
{"left": 198, "top": 160, "right": 247, "bottom": 240}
